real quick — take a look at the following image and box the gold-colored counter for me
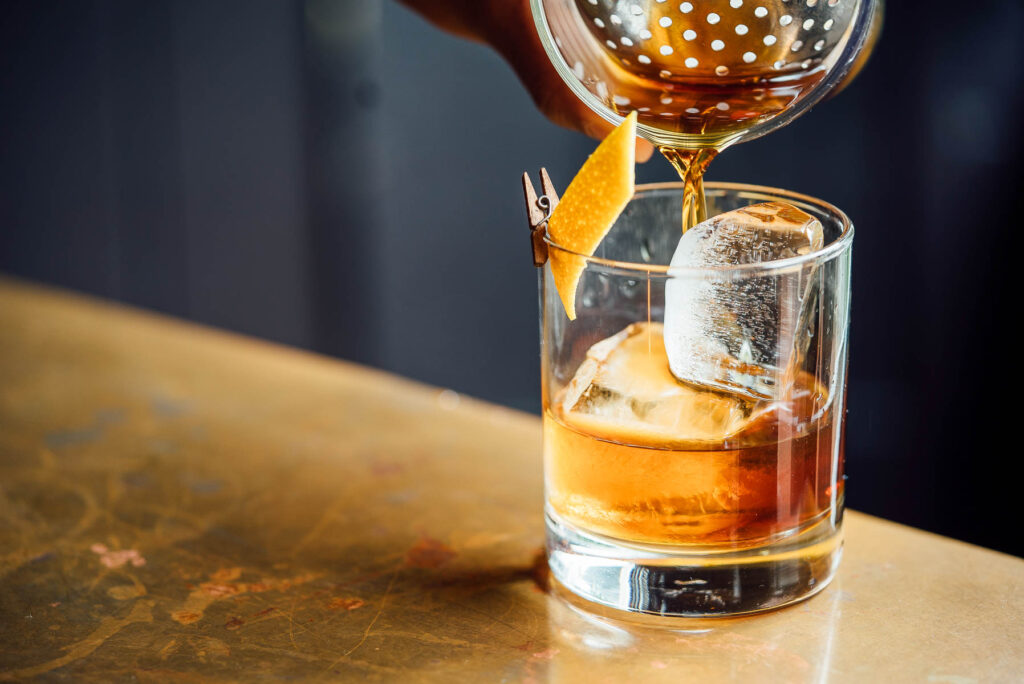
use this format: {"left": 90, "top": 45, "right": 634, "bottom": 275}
{"left": 1, "top": 277, "right": 1020, "bottom": 681}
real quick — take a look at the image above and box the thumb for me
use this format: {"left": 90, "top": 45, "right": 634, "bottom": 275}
{"left": 635, "top": 138, "right": 655, "bottom": 163}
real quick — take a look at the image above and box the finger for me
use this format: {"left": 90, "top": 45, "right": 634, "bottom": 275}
{"left": 540, "top": 85, "right": 658, "bottom": 164}
{"left": 635, "top": 138, "right": 655, "bottom": 163}
{"left": 491, "top": 6, "right": 656, "bottom": 162}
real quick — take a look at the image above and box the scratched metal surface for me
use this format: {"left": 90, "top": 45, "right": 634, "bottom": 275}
{"left": 1, "top": 277, "right": 1022, "bottom": 682}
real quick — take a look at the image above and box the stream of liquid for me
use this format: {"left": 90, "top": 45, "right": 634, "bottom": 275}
{"left": 556, "top": 0, "right": 850, "bottom": 231}
{"left": 660, "top": 146, "right": 719, "bottom": 232}
{"left": 636, "top": 69, "right": 827, "bottom": 231}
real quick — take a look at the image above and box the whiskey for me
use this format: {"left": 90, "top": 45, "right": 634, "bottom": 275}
{"left": 543, "top": 322, "right": 842, "bottom": 547}
{"left": 565, "top": 0, "right": 853, "bottom": 145}
{"left": 585, "top": 48, "right": 824, "bottom": 228}
{"left": 533, "top": 0, "right": 864, "bottom": 614}
{"left": 536, "top": 185, "right": 853, "bottom": 614}
{"left": 545, "top": 0, "right": 862, "bottom": 227}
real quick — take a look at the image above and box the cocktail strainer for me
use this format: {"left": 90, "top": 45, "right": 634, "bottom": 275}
{"left": 532, "top": 0, "right": 882, "bottom": 150}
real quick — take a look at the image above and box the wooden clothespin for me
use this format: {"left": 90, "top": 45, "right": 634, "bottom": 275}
{"left": 521, "top": 168, "right": 560, "bottom": 267}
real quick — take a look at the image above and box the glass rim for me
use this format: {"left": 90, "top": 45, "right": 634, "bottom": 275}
{"left": 543, "top": 181, "right": 854, "bottom": 276}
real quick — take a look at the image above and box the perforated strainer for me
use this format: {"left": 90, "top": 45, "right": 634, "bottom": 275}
{"left": 532, "top": 0, "right": 882, "bottom": 149}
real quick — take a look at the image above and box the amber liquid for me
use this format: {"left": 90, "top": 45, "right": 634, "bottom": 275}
{"left": 569, "top": 0, "right": 833, "bottom": 140}
{"left": 630, "top": 67, "right": 823, "bottom": 231}
{"left": 634, "top": 71, "right": 820, "bottom": 230}
{"left": 572, "top": 5, "right": 829, "bottom": 230}
{"left": 544, "top": 326, "right": 842, "bottom": 548}
{"left": 605, "top": 66, "right": 825, "bottom": 145}
{"left": 633, "top": 67, "right": 823, "bottom": 230}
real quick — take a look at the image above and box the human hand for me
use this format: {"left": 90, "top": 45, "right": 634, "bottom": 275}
{"left": 397, "top": 0, "right": 656, "bottom": 161}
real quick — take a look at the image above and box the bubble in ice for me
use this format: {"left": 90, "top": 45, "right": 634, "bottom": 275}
{"left": 663, "top": 202, "right": 824, "bottom": 401}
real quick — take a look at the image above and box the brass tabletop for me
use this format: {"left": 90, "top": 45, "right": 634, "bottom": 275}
{"left": 1, "top": 277, "right": 1021, "bottom": 682}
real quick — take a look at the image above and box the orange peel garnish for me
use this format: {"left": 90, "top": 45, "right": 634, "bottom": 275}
{"left": 547, "top": 112, "right": 637, "bottom": 320}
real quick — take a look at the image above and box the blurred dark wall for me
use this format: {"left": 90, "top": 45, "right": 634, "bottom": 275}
{"left": 1, "top": 0, "right": 1021, "bottom": 556}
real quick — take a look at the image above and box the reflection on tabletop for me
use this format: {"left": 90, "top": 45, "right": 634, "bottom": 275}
{"left": 540, "top": 579, "right": 841, "bottom": 682}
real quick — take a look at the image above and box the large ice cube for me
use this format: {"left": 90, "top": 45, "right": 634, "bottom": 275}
{"left": 663, "top": 202, "right": 823, "bottom": 401}
{"left": 561, "top": 322, "right": 760, "bottom": 444}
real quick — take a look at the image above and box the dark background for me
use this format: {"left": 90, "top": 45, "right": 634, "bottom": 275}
{"left": 2, "top": 1, "right": 1021, "bottom": 556}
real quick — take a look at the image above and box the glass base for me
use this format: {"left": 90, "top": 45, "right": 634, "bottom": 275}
{"left": 546, "top": 510, "right": 843, "bottom": 617}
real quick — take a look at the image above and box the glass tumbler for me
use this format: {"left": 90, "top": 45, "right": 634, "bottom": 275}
{"left": 540, "top": 182, "right": 852, "bottom": 616}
